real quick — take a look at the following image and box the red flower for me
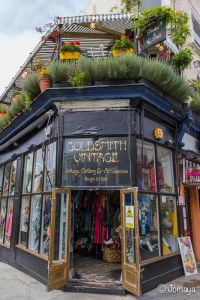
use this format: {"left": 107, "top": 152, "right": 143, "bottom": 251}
{"left": 53, "top": 31, "right": 60, "bottom": 37}
{"left": 124, "top": 36, "right": 129, "bottom": 39}
{"left": 75, "top": 41, "right": 80, "bottom": 45}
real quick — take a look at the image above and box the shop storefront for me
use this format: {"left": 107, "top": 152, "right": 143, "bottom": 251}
{"left": 0, "top": 88, "right": 185, "bottom": 296}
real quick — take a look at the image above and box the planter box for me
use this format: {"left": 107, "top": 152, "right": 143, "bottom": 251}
{"left": 60, "top": 51, "right": 80, "bottom": 60}
{"left": 94, "top": 79, "right": 135, "bottom": 86}
{"left": 112, "top": 48, "right": 134, "bottom": 57}
{"left": 52, "top": 81, "right": 93, "bottom": 88}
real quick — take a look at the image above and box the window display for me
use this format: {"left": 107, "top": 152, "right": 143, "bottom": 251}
{"left": 29, "top": 195, "right": 42, "bottom": 252}
{"left": 9, "top": 160, "right": 17, "bottom": 195}
{"left": 3, "top": 163, "right": 11, "bottom": 196}
{"left": 40, "top": 195, "right": 51, "bottom": 255}
{"left": 157, "top": 146, "right": 174, "bottom": 193}
{"left": 160, "top": 196, "right": 178, "bottom": 253}
{"left": 44, "top": 142, "right": 56, "bottom": 191}
{"left": 0, "top": 198, "right": 7, "bottom": 243}
{"left": 23, "top": 153, "right": 33, "bottom": 193}
{"left": 19, "top": 196, "right": 30, "bottom": 246}
{"left": 32, "top": 149, "right": 43, "bottom": 193}
{"left": 137, "top": 140, "right": 156, "bottom": 191}
{"left": 5, "top": 198, "right": 14, "bottom": 245}
{"left": 0, "top": 167, "right": 3, "bottom": 196}
{"left": 139, "top": 194, "right": 160, "bottom": 260}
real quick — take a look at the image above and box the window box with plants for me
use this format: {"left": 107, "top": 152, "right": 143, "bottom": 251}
{"left": 59, "top": 41, "right": 81, "bottom": 60}
{"left": 37, "top": 67, "right": 52, "bottom": 92}
{"left": 0, "top": 104, "right": 6, "bottom": 118}
{"left": 111, "top": 36, "right": 134, "bottom": 57}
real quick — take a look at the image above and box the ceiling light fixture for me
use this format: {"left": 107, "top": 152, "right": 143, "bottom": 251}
{"left": 155, "top": 43, "right": 160, "bottom": 48}
{"left": 159, "top": 44, "right": 164, "bottom": 51}
{"left": 90, "top": 22, "right": 95, "bottom": 29}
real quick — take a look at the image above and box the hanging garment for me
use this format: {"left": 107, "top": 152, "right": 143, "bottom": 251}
{"left": 93, "top": 193, "right": 102, "bottom": 244}
{"left": 6, "top": 206, "right": 13, "bottom": 238}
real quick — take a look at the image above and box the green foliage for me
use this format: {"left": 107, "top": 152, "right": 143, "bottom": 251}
{"left": 60, "top": 43, "right": 80, "bottom": 53}
{"left": 68, "top": 71, "right": 86, "bottom": 89}
{"left": 188, "top": 79, "right": 200, "bottom": 114}
{"left": 172, "top": 45, "right": 194, "bottom": 70}
{"left": 110, "top": 0, "right": 141, "bottom": 13}
{"left": 0, "top": 104, "right": 6, "bottom": 113}
{"left": 132, "top": 5, "right": 191, "bottom": 48}
{"left": 22, "top": 73, "right": 40, "bottom": 99}
{"left": 47, "top": 61, "right": 70, "bottom": 81}
{"left": 38, "top": 66, "right": 50, "bottom": 76}
{"left": 12, "top": 89, "right": 21, "bottom": 97}
{"left": 112, "top": 36, "right": 133, "bottom": 51}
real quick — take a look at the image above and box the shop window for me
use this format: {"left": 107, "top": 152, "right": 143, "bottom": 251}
{"left": 160, "top": 196, "right": 178, "bottom": 254}
{"left": 23, "top": 153, "right": 34, "bottom": 193}
{"left": 9, "top": 160, "right": 17, "bottom": 195}
{"left": 137, "top": 140, "right": 156, "bottom": 191}
{"left": 44, "top": 142, "right": 56, "bottom": 191}
{"left": 19, "top": 196, "right": 30, "bottom": 247}
{"left": 157, "top": 146, "right": 174, "bottom": 193}
{"left": 125, "top": 193, "right": 136, "bottom": 265}
{"left": 32, "top": 149, "right": 43, "bottom": 193}
{"left": 0, "top": 167, "right": 4, "bottom": 196}
{"left": 3, "top": 163, "right": 11, "bottom": 196}
{"left": 139, "top": 194, "right": 160, "bottom": 261}
{"left": 0, "top": 198, "right": 7, "bottom": 243}
{"left": 29, "top": 195, "right": 42, "bottom": 252}
{"left": 5, "top": 197, "right": 14, "bottom": 246}
{"left": 40, "top": 195, "right": 51, "bottom": 255}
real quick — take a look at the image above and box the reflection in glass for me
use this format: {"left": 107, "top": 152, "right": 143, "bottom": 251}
{"left": 125, "top": 193, "right": 135, "bottom": 265}
{"left": 139, "top": 194, "right": 160, "bottom": 260}
{"left": 40, "top": 195, "right": 51, "bottom": 255}
{"left": 53, "top": 193, "right": 67, "bottom": 261}
{"left": 137, "top": 140, "right": 156, "bottom": 191}
{"left": 0, "top": 198, "right": 7, "bottom": 243}
{"left": 32, "top": 149, "right": 43, "bottom": 193}
{"left": 160, "top": 196, "right": 178, "bottom": 254}
{"left": 3, "top": 163, "right": 11, "bottom": 196}
{"left": 19, "top": 196, "right": 30, "bottom": 246}
{"left": 9, "top": 160, "right": 17, "bottom": 195}
{"left": 23, "top": 153, "right": 33, "bottom": 193}
{"left": 29, "top": 195, "right": 42, "bottom": 252}
{"left": 157, "top": 146, "right": 174, "bottom": 193}
{"left": 5, "top": 197, "right": 14, "bottom": 245}
{"left": 0, "top": 167, "right": 4, "bottom": 195}
{"left": 45, "top": 142, "right": 56, "bottom": 191}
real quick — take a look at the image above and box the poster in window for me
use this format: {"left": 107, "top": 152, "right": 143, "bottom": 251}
{"left": 178, "top": 237, "right": 198, "bottom": 277}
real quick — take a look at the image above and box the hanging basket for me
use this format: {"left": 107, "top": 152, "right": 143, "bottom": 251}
{"left": 38, "top": 75, "right": 52, "bottom": 92}
{"left": 112, "top": 48, "right": 134, "bottom": 57}
{"left": 60, "top": 51, "right": 80, "bottom": 60}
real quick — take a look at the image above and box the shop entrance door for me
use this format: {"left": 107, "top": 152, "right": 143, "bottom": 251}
{"left": 120, "top": 188, "right": 141, "bottom": 296}
{"left": 47, "top": 188, "right": 71, "bottom": 292}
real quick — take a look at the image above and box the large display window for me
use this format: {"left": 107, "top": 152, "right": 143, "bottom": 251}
{"left": 157, "top": 146, "right": 174, "bottom": 193}
{"left": 23, "top": 153, "right": 34, "bottom": 194}
{"left": 44, "top": 142, "right": 56, "bottom": 191}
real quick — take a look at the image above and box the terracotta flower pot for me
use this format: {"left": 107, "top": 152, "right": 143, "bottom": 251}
{"left": 60, "top": 51, "right": 80, "bottom": 60}
{"left": 0, "top": 112, "right": 5, "bottom": 118}
{"left": 38, "top": 75, "right": 52, "bottom": 92}
{"left": 112, "top": 48, "right": 134, "bottom": 57}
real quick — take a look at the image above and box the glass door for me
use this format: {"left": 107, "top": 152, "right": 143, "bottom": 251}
{"left": 120, "top": 188, "right": 141, "bottom": 296}
{"left": 47, "top": 188, "right": 71, "bottom": 292}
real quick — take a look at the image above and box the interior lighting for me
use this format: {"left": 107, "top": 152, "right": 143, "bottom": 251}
{"left": 159, "top": 44, "right": 164, "bottom": 51}
{"left": 90, "top": 22, "right": 96, "bottom": 29}
{"left": 155, "top": 43, "right": 160, "bottom": 48}
{"left": 21, "top": 71, "right": 28, "bottom": 78}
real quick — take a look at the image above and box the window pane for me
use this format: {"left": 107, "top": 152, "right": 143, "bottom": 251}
{"left": 32, "top": 149, "right": 43, "bottom": 193}
{"left": 44, "top": 142, "right": 56, "bottom": 191}
{"left": 5, "top": 197, "right": 14, "bottom": 246}
{"left": 160, "top": 196, "right": 178, "bottom": 254}
{"left": 3, "top": 163, "right": 11, "bottom": 196}
{"left": 125, "top": 193, "right": 136, "bottom": 265}
{"left": 29, "top": 195, "right": 42, "bottom": 252}
{"left": 157, "top": 146, "right": 174, "bottom": 193}
{"left": 23, "top": 153, "right": 33, "bottom": 193}
{"left": 137, "top": 140, "right": 156, "bottom": 191}
{"left": 139, "top": 194, "right": 160, "bottom": 260}
{"left": 0, "top": 167, "right": 4, "bottom": 196}
{"left": 0, "top": 198, "right": 7, "bottom": 243}
{"left": 19, "top": 196, "right": 30, "bottom": 246}
{"left": 40, "top": 195, "right": 51, "bottom": 255}
{"left": 9, "top": 160, "right": 17, "bottom": 195}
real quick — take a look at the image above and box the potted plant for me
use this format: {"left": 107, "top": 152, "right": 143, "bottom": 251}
{"left": 60, "top": 41, "right": 81, "bottom": 60}
{"left": 32, "top": 56, "right": 45, "bottom": 73}
{"left": 37, "top": 66, "right": 52, "bottom": 92}
{"left": 12, "top": 89, "right": 21, "bottom": 102}
{"left": 0, "top": 104, "right": 6, "bottom": 118}
{"left": 111, "top": 36, "right": 134, "bottom": 57}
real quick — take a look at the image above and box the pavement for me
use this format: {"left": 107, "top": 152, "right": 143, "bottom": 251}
{"left": 0, "top": 262, "right": 199, "bottom": 300}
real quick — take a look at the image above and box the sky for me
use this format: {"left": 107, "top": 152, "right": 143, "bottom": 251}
{"left": 0, "top": 0, "right": 83, "bottom": 96}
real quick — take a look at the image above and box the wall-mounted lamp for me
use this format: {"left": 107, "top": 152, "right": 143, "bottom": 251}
{"left": 90, "top": 22, "right": 96, "bottom": 29}
{"left": 155, "top": 43, "right": 160, "bottom": 48}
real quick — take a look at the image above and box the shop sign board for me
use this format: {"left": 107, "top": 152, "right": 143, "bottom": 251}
{"left": 178, "top": 237, "right": 198, "bottom": 277}
{"left": 143, "top": 19, "right": 166, "bottom": 50}
{"left": 182, "top": 159, "right": 200, "bottom": 185}
{"left": 62, "top": 137, "right": 130, "bottom": 187}
{"left": 126, "top": 205, "right": 134, "bottom": 228}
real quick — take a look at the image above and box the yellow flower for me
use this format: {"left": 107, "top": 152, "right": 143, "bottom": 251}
{"left": 100, "top": 44, "right": 104, "bottom": 49}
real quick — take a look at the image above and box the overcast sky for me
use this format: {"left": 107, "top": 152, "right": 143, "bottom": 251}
{"left": 0, "top": 0, "right": 83, "bottom": 96}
